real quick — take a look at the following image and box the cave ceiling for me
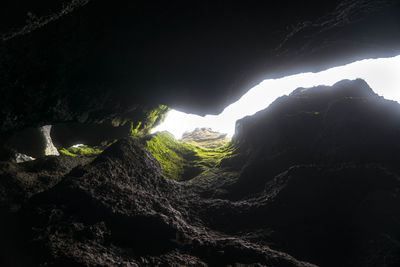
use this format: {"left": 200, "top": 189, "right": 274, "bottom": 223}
{"left": 0, "top": 0, "right": 399, "bottom": 133}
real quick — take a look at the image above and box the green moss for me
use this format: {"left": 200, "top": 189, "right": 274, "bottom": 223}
{"left": 59, "top": 148, "right": 79, "bottom": 157}
{"left": 142, "top": 131, "right": 236, "bottom": 181}
{"left": 130, "top": 121, "right": 142, "bottom": 136}
{"left": 59, "top": 141, "right": 116, "bottom": 157}
{"left": 143, "top": 105, "right": 169, "bottom": 131}
{"left": 130, "top": 105, "right": 170, "bottom": 136}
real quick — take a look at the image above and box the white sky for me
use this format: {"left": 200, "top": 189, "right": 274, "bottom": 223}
{"left": 152, "top": 55, "right": 400, "bottom": 139}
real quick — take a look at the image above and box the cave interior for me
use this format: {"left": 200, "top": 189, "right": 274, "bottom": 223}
{"left": 1, "top": 1, "right": 400, "bottom": 266}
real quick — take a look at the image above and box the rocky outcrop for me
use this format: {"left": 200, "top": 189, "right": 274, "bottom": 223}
{"left": 0, "top": 155, "right": 92, "bottom": 212}
{"left": 4, "top": 138, "right": 313, "bottom": 266}
{"left": 181, "top": 128, "right": 230, "bottom": 149}
{"left": 40, "top": 125, "right": 59, "bottom": 156}
{"left": 1, "top": 79, "right": 400, "bottom": 266}
{"left": 215, "top": 79, "right": 400, "bottom": 266}
{"left": 14, "top": 153, "right": 35, "bottom": 163}
{"left": 4, "top": 125, "right": 59, "bottom": 158}
{"left": 231, "top": 79, "right": 399, "bottom": 196}
{"left": 0, "top": 1, "right": 399, "bottom": 134}
{"left": 1, "top": 1, "right": 399, "bottom": 265}
{"left": 51, "top": 122, "right": 131, "bottom": 148}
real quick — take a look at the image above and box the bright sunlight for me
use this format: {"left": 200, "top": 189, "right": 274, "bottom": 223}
{"left": 152, "top": 55, "right": 400, "bottom": 139}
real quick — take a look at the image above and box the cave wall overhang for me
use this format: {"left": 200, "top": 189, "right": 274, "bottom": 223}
{"left": 0, "top": 0, "right": 399, "bottom": 136}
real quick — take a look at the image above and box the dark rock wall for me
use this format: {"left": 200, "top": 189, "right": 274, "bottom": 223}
{"left": 1, "top": 80, "right": 400, "bottom": 266}
{"left": 51, "top": 122, "right": 130, "bottom": 148}
{"left": 213, "top": 79, "right": 400, "bottom": 265}
{"left": 231, "top": 79, "right": 400, "bottom": 196}
{"left": 1, "top": 138, "right": 315, "bottom": 266}
{"left": 1, "top": 1, "right": 400, "bottom": 266}
{"left": 0, "top": 0, "right": 399, "bottom": 135}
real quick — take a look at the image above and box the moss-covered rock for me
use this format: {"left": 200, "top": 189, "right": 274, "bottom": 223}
{"left": 142, "top": 131, "right": 236, "bottom": 181}
{"left": 59, "top": 143, "right": 112, "bottom": 157}
{"left": 130, "top": 105, "right": 170, "bottom": 136}
{"left": 55, "top": 105, "right": 169, "bottom": 158}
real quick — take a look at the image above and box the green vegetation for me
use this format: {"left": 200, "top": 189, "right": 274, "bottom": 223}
{"left": 183, "top": 137, "right": 230, "bottom": 149}
{"left": 180, "top": 128, "right": 231, "bottom": 149}
{"left": 59, "top": 141, "right": 117, "bottom": 157}
{"left": 58, "top": 105, "right": 234, "bottom": 182}
{"left": 142, "top": 131, "right": 236, "bottom": 181}
{"left": 130, "top": 105, "right": 170, "bottom": 136}
{"left": 130, "top": 121, "right": 142, "bottom": 136}
{"left": 143, "top": 105, "right": 169, "bottom": 131}
{"left": 60, "top": 105, "right": 169, "bottom": 158}
{"left": 59, "top": 145, "right": 103, "bottom": 157}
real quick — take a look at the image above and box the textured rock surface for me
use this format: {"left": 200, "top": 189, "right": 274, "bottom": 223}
{"left": 5, "top": 138, "right": 313, "bottom": 266}
{"left": 14, "top": 153, "right": 35, "bottom": 163}
{"left": 1, "top": 80, "right": 400, "bottom": 266}
{"left": 5, "top": 125, "right": 60, "bottom": 158}
{"left": 181, "top": 128, "right": 231, "bottom": 149}
{"left": 0, "top": 0, "right": 399, "bottom": 134}
{"left": 0, "top": 155, "right": 92, "bottom": 211}
{"left": 1, "top": 2, "right": 400, "bottom": 265}
{"left": 40, "top": 125, "right": 60, "bottom": 156}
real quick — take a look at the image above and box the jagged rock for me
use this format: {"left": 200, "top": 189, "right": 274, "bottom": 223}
{"left": 16, "top": 138, "right": 313, "bottom": 266}
{"left": 0, "top": 153, "right": 94, "bottom": 266}
{"left": 0, "top": 155, "right": 92, "bottom": 211}
{"left": 181, "top": 127, "right": 231, "bottom": 149}
{"left": 51, "top": 122, "right": 130, "bottom": 148}
{"left": 40, "top": 125, "right": 59, "bottom": 156}
{"left": 5, "top": 125, "right": 59, "bottom": 158}
{"left": 1, "top": 80, "right": 400, "bottom": 266}
{"left": 195, "top": 163, "right": 400, "bottom": 267}
{"left": 1, "top": 1, "right": 400, "bottom": 266}
{"left": 14, "top": 153, "right": 35, "bottom": 163}
{"left": 5, "top": 127, "right": 47, "bottom": 158}
{"left": 0, "top": 1, "right": 399, "bottom": 133}
{"left": 230, "top": 79, "right": 400, "bottom": 197}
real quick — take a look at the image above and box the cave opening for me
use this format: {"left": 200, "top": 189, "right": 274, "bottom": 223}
{"left": 6, "top": 54, "right": 400, "bottom": 183}
{"left": 32, "top": 54, "right": 398, "bottom": 183}
{"left": 2, "top": 0, "right": 400, "bottom": 265}
{"left": 153, "top": 54, "right": 400, "bottom": 139}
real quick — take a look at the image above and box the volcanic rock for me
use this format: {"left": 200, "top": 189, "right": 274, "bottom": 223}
{"left": 14, "top": 153, "right": 35, "bottom": 163}
{"left": 15, "top": 138, "right": 313, "bottom": 266}
{"left": 0, "top": 1, "right": 399, "bottom": 133}
{"left": 1, "top": 79, "right": 400, "bottom": 266}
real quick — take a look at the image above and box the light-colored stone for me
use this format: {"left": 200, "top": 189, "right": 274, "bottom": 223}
{"left": 40, "top": 125, "right": 60, "bottom": 156}
{"left": 15, "top": 153, "right": 36, "bottom": 163}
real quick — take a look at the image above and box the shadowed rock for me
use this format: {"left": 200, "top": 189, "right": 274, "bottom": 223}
{"left": 17, "top": 138, "right": 314, "bottom": 266}
{"left": 2, "top": 79, "right": 400, "bottom": 266}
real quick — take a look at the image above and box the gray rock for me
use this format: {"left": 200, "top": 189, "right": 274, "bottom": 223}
{"left": 14, "top": 153, "right": 35, "bottom": 163}
{"left": 40, "top": 125, "right": 59, "bottom": 156}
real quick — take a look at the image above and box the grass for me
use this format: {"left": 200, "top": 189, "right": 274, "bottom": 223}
{"left": 142, "top": 131, "right": 236, "bottom": 181}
